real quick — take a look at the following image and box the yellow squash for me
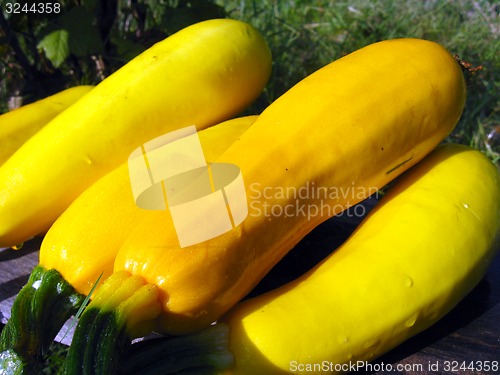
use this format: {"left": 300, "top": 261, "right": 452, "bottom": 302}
{"left": 213, "top": 144, "right": 500, "bottom": 374}
{"left": 113, "top": 38, "right": 466, "bottom": 335}
{"left": 0, "top": 18, "right": 271, "bottom": 247}
{"left": 0, "top": 115, "right": 258, "bottom": 369}
{"left": 126, "top": 144, "right": 500, "bottom": 375}
{"left": 0, "top": 85, "right": 93, "bottom": 166}
{"left": 62, "top": 38, "right": 467, "bottom": 374}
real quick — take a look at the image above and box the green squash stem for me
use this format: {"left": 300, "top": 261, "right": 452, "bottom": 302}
{"left": 0, "top": 265, "right": 86, "bottom": 372}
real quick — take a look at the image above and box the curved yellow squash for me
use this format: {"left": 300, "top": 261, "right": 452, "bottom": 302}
{"left": 0, "top": 85, "right": 93, "bottom": 166}
{"left": 40, "top": 115, "right": 258, "bottom": 295}
{"left": 0, "top": 19, "right": 271, "bottom": 247}
{"left": 113, "top": 38, "right": 466, "bottom": 334}
{"left": 219, "top": 144, "right": 500, "bottom": 374}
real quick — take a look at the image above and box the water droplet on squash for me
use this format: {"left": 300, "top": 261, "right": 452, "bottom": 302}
{"left": 405, "top": 314, "right": 418, "bottom": 327}
{"left": 11, "top": 243, "right": 24, "bottom": 250}
{"left": 403, "top": 275, "right": 413, "bottom": 288}
{"left": 338, "top": 336, "right": 350, "bottom": 344}
{"left": 84, "top": 155, "right": 93, "bottom": 165}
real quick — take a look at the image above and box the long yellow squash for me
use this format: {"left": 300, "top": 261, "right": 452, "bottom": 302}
{"left": 124, "top": 144, "right": 500, "bottom": 375}
{"left": 216, "top": 144, "right": 500, "bottom": 374}
{"left": 113, "top": 38, "right": 466, "bottom": 335}
{"left": 61, "top": 38, "right": 466, "bottom": 374}
{"left": 0, "top": 115, "right": 258, "bottom": 369}
{"left": 0, "top": 85, "right": 94, "bottom": 166}
{"left": 0, "top": 18, "right": 271, "bottom": 247}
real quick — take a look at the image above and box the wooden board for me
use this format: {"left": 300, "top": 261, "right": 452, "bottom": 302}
{"left": 0, "top": 237, "right": 80, "bottom": 345}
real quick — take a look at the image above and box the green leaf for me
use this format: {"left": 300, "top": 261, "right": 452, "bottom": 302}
{"left": 37, "top": 29, "right": 70, "bottom": 68}
{"left": 111, "top": 35, "right": 146, "bottom": 62}
{"left": 58, "top": 6, "right": 104, "bottom": 57}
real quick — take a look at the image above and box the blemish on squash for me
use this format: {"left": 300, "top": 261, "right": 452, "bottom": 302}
{"left": 386, "top": 156, "right": 414, "bottom": 175}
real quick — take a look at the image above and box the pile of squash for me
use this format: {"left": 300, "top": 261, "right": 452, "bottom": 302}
{"left": 0, "top": 18, "right": 498, "bottom": 375}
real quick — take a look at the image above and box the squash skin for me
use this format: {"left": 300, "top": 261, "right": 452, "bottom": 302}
{"left": 113, "top": 38, "right": 467, "bottom": 334}
{"left": 0, "top": 85, "right": 94, "bottom": 166}
{"left": 0, "top": 19, "right": 272, "bottom": 247}
{"left": 219, "top": 144, "right": 500, "bottom": 374}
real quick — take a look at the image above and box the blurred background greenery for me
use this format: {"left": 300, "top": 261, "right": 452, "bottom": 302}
{"left": 1, "top": 0, "right": 498, "bottom": 161}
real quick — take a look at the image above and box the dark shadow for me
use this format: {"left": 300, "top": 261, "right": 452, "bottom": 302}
{"left": 0, "top": 237, "right": 41, "bottom": 262}
{"left": 0, "top": 274, "right": 31, "bottom": 302}
{"left": 246, "top": 196, "right": 379, "bottom": 299}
